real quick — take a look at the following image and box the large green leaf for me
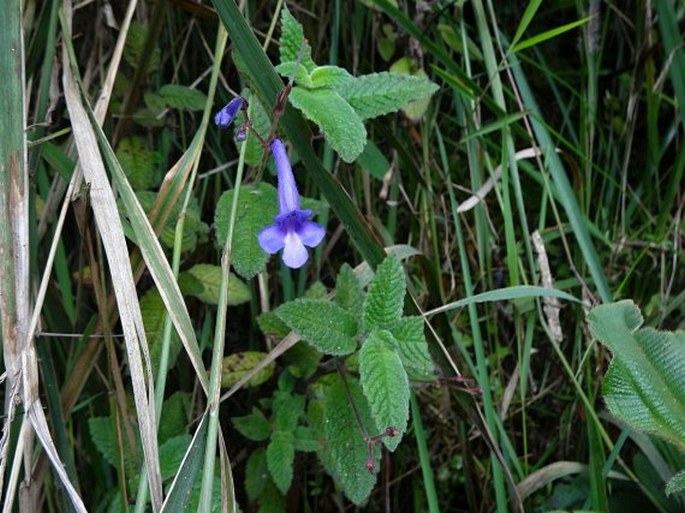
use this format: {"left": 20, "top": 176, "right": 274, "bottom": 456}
{"left": 288, "top": 86, "right": 367, "bottom": 163}
{"left": 266, "top": 430, "right": 295, "bottom": 494}
{"left": 279, "top": 6, "right": 317, "bottom": 72}
{"left": 322, "top": 375, "right": 380, "bottom": 505}
{"left": 275, "top": 298, "right": 358, "bottom": 355}
{"left": 363, "top": 254, "right": 406, "bottom": 331}
{"left": 335, "top": 263, "right": 365, "bottom": 321}
{"left": 359, "top": 330, "right": 410, "bottom": 451}
{"left": 588, "top": 301, "right": 685, "bottom": 494}
{"left": 214, "top": 183, "right": 278, "bottom": 279}
{"left": 334, "top": 72, "right": 439, "bottom": 120}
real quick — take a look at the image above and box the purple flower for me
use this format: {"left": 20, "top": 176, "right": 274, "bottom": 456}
{"left": 257, "top": 139, "right": 325, "bottom": 269}
{"left": 214, "top": 97, "right": 246, "bottom": 128}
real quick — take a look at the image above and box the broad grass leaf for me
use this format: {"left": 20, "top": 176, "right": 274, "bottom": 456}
{"left": 390, "top": 316, "right": 436, "bottom": 379}
{"left": 275, "top": 298, "right": 358, "bottom": 355}
{"left": 322, "top": 375, "right": 380, "bottom": 505}
{"left": 279, "top": 6, "right": 317, "bottom": 72}
{"left": 266, "top": 430, "right": 295, "bottom": 494}
{"left": 359, "top": 330, "right": 410, "bottom": 451}
{"left": 363, "top": 254, "right": 405, "bottom": 330}
{"left": 334, "top": 71, "right": 439, "bottom": 120}
{"left": 588, "top": 301, "right": 685, "bottom": 451}
{"left": 159, "top": 84, "right": 208, "bottom": 111}
{"left": 214, "top": 183, "right": 278, "bottom": 279}
{"left": 288, "top": 86, "right": 367, "bottom": 163}
{"left": 178, "top": 263, "right": 250, "bottom": 306}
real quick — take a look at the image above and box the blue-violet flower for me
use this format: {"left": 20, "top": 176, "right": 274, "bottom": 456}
{"left": 214, "top": 96, "right": 246, "bottom": 128}
{"left": 257, "top": 139, "right": 325, "bottom": 269}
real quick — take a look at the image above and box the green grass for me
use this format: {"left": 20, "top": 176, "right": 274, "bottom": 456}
{"left": 1, "top": 1, "right": 683, "bottom": 512}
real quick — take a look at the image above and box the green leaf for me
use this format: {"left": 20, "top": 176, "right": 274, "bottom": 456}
{"left": 288, "top": 86, "right": 367, "bottom": 163}
{"left": 275, "top": 298, "right": 358, "bottom": 355}
{"left": 666, "top": 470, "right": 685, "bottom": 496}
{"left": 116, "top": 136, "right": 161, "bottom": 191}
{"left": 390, "top": 316, "right": 435, "bottom": 379}
{"left": 323, "top": 375, "right": 380, "bottom": 505}
{"left": 221, "top": 351, "right": 275, "bottom": 389}
{"left": 359, "top": 330, "right": 410, "bottom": 451}
{"left": 279, "top": 6, "right": 317, "bottom": 72}
{"left": 588, "top": 301, "right": 685, "bottom": 451}
{"left": 283, "top": 341, "right": 322, "bottom": 378}
{"left": 266, "top": 430, "right": 295, "bottom": 494}
{"left": 159, "top": 434, "right": 192, "bottom": 481}
{"left": 334, "top": 71, "right": 439, "bottom": 120}
{"left": 159, "top": 392, "right": 190, "bottom": 444}
{"left": 274, "top": 61, "right": 312, "bottom": 87}
{"left": 245, "top": 448, "right": 268, "bottom": 503}
{"left": 363, "top": 254, "right": 406, "bottom": 331}
{"left": 292, "top": 426, "right": 320, "bottom": 452}
{"left": 141, "top": 288, "right": 181, "bottom": 379}
{"left": 388, "top": 58, "right": 434, "bottom": 121}
{"left": 357, "top": 140, "right": 391, "bottom": 181}
{"left": 123, "top": 22, "right": 160, "bottom": 71}
{"left": 511, "top": 16, "right": 592, "bottom": 53}
{"left": 335, "top": 263, "right": 365, "bottom": 321}
{"left": 214, "top": 183, "right": 278, "bottom": 279}
{"left": 309, "top": 65, "right": 353, "bottom": 89}
{"left": 273, "top": 390, "right": 305, "bottom": 432}
{"left": 159, "top": 84, "right": 208, "bottom": 111}
{"left": 88, "top": 417, "right": 138, "bottom": 480}
{"left": 178, "top": 263, "right": 251, "bottom": 306}
{"left": 232, "top": 408, "right": 272, "bottom": 442}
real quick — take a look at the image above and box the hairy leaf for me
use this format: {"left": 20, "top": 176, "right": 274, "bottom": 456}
{"left": 279, "top": 6, "right": 317, "bottom": 72}
{"left": 335, "top": 263, "right": 365, "bottom": 322}
{"left": 159, "top": 84, "right": 208, "bottom": 111}
{"left": 390, "top": 316, "right": 435, "bottom": 379}
{"left": 359, "top": 330, "right": 410, "bottom": 451}
{"left": 288, "top": 86, "right": 367, "bottom": 163}
{"left": 334, "top": 71, "right": 438, "bottom": 120}
{"left": 267, "top": 430, "right": 295, "bottom": 494}
{"left": 323, "top": 375, "right": 380, "bottom": 505}
{"left": 363, "top": 254, "right": 406, "bottom": 331}
{"left": 221, "top": 351, "right": 275, "bottom": 389}
{"left": 116, "top": 136, "right": 161, "bottom": 191}
{"left": 159, "top": 435, "right": 192, "bottom": 481}
{"left": 178, "top": 263, "right": 250, "bottom": 306}
{"left": 588, "top": 300, "right": 685, "bottom": 451}
{"left": 232, "top": 408, "right": 272, "bottom": 442}
{"left": 273, "top": 390, "right": 305, "bottom": 432}
{"left": 245, "top": 447, "right": 268, "bottom": 503}
{"left": 214, "top": 183, "right": 278, "bottom": 278}
{"left": 309, "top": 65, "right": 353, "bottom": 89}
{"left": 275, "top": 298, "right": 358, "bottom": 355}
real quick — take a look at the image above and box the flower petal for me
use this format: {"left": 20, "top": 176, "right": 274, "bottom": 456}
{"left": 270, "top": 139, "right": 300, "bottom": 213}
{"left": 214, "top": 96, "right": 246, "bottom": 128}
{"left": 282, "top": 231, "right": 309, "bottom": 269}
{"left": 257, "top": 224, "right": 285, "bottom": 254}
{"left": 299, "top": 221, "right": 325, "bottom": 248}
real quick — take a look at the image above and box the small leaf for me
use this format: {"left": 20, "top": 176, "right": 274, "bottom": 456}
{"left": 275, "top": 298, "right": 358, "bottom": 355}
{"left": 288, "top": 86, "right": 367, "bottom": 163}
{"left": 116, "top": 136, "right": 161, "bottom": 191}
{"left": 292, "top": 426, "right": 320, "bottom": 452}
{"left": 232, "top": 408, "right": 272, "bottom": 441}
{"left": 390, "top": 316, "right": 435, "bottom": 379}
{"left": 245, "top": 448, "right": 268, "bottom": 503}
{"left": 179, "top": 264, "right": 251, "bottom": 306}
{"left": 123, "top": 22, "right": 160, "bottom": 71}
{"left": 335, "top": 263, "right": 365, "bottom": 320}
{"left": 334, "top": 71, "right": 439, "bottom": 120}
{"left": 221, "top": 351, "right": 275, "bottom": 389}
{"left": 158, "top": 392, "right": 190, "bottom": 443}
{"left": 323, "top": 375, "right": 380, "bottom": 505}
{"left": 274, "top": 61, "right": 312, "bottom": 87}
{"left": 159, "top": 84, "right": 208, "bottom": 111}
{"left": 267, "top": 430, "right": 295, "bottom": 494}
{"left": 214, "top": 183, "right": 278, "bottom": 279}
{"left": 357, "top": 140, "right": 391, "bottom": 181}
{"left": 279, "top": 6, "right": 317, "bottom": 72}
{"left": 141, "top": 288, "right": 181, "bottom": 380}
{"left": 363, "top": 254, "right": 406, "bottom": 331}
{"left": 257, "top": 310, "right": 290, "bottom": 337}
{"left": 283, "top": 339, "right": 323, "bottom": 378}
{"left": 273, "top": 390, "right": 305, "bottom": 432}
{"left": 359, "top": 330, "right": 410, "bottom": 451}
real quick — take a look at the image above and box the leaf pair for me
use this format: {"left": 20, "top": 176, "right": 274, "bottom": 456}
{"left": 277, "top": 7, "right": 439, "bottom": 162}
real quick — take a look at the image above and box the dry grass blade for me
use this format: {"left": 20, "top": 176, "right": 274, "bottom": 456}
{"left": 61, "top": 40, "right": 164, "bottom": 512}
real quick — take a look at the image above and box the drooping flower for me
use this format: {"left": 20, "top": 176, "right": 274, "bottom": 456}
{"left": 257, "top": 139, "right": 325, "bottom": 269}
{"left": 214, "top": 96, "right": 246, "bottom": 128}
